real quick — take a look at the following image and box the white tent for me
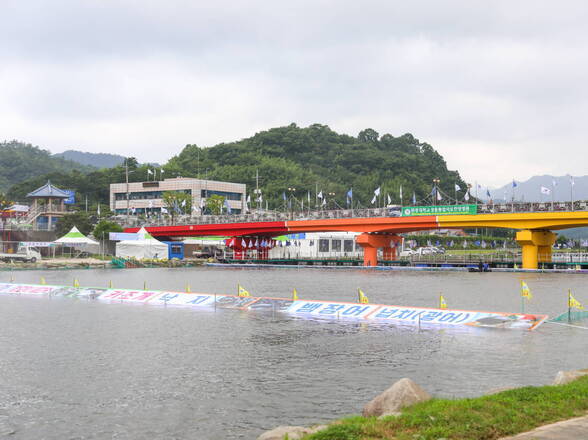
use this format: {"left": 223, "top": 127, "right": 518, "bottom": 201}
{"left": 115, "top": 227, "right": 168, "bottom": 260}
{"left": 54, "top": 226, "right": 100, "bottom": 253}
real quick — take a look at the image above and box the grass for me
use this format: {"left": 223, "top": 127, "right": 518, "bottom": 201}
{"left": 303, "top": 375, "right": 588, "bottom": 440}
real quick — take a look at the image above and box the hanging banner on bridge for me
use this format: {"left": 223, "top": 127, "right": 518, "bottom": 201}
{"left": 401, "top": 204, "right": 477, "bottom": 217}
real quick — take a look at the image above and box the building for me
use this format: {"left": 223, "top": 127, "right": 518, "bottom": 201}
{"left": 109, "top": 177, "right": 246, "bottom": 215}
{"left": 26, "top": 181, "right": 71, "bottom": 230}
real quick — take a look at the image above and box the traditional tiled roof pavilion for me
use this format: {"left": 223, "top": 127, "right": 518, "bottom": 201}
{"left": 26, "top": 181, "right": 70, "bottom": 230}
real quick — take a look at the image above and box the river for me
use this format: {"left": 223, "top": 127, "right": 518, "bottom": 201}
{"left": 0, "top": 266, "right": 586, "bottom": 439}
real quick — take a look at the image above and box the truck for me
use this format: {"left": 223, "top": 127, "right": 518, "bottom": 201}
{"left": 0, "top": 245, "right": 42, "bottom": 263}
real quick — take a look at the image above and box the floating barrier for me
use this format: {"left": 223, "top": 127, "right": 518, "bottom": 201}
{"left": 0, "top": 282, "right": 547, "bottom": 331}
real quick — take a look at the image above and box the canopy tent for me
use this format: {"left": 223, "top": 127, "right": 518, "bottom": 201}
{"left": 115, "top": 227, "right": 168, "bottom": 260}
{"left": 54, "top": 226, "right": 100, "bottom": 254}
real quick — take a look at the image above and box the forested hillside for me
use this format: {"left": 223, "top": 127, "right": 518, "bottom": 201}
{"left": 8, "top": 124, "right": 467, "bottom": 209}
{"left": 165, "top": 123, "right": 467, "bottom": 207}
{"left": 54, "top": 150, "right": 125, "bottom": 168}
{"left": 0, "top": 141, "right": 94, "bottom": 192}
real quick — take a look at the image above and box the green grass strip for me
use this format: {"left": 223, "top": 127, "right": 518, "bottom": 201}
{"left": 304, "top": 375, "right": 588, "bottom": 440}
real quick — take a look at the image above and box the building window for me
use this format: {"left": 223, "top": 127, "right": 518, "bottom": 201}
{"left": 201, "top": 190, "right": 242, "bottom": 201}
{"left": 318, "top": 239, "right": 330, "bottom": 253}
{"left": 114, "top": 189, "right": 191, "bottom": 201}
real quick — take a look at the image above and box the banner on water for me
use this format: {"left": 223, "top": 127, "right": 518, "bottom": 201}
{"left": 0, "top": 283, "right": 547, "bottom": 330}
{"left": 286, "top": 300, "right": 546, "bottom": 330}
{"left": 401, "top": 204, "right": 477, "bottom": 217}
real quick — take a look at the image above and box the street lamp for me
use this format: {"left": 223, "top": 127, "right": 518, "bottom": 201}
{"left": 327, "top": 192, "right": 335, "bottom": 210}
{"left": 432, "top": 179, "right": 440, "bottom": 206}
{"left": 287, "top": 187, "right": 296, "bottom": 212}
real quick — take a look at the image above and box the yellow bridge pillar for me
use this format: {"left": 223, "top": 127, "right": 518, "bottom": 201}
{"left": 515, "top": 230, "right": 557, "bottom": 269}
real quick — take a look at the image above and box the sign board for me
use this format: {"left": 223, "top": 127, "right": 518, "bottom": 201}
{"left": 64, "top": 190, "right": 76, "bottom": 205}
{"left": 19, "top": 241, "right": 55, "bottom": 248}
{"left": 109, "top": 232, "right": 140, "bottom": 241}
{"left": 401, "top": 204, "right": 477, "bottom": 216}
{"left": 0, "top": 282, "right": 548, "bottom": 331}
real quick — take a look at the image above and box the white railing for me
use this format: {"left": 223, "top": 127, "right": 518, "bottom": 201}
{"left": 113, "top": 200, "right": 588, "bottom": 228}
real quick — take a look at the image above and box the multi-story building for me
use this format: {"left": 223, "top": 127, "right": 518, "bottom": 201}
{"left": 109, "top": 177, "right": 246, "bottom": 215}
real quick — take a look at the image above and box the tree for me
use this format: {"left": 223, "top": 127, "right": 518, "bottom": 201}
{"left": 358, "top": 128, "right": 379, "bottom": 143}
{"left": 205, "top": 194, "right": 225, "bottom": 215}
{"left": 55, "top": 212, "right": 93, "bottom": 236}
{"left": 162, "top": 191, "right": 192, "bottom": 221}
{"left": 0, "top": 193, "right": 12, "bottom": 210}
{"left": 124, "top": 157, "right": 139, "bottom": 169}
{"left": 93, "top": 220, "right": 123, "bottom": 241}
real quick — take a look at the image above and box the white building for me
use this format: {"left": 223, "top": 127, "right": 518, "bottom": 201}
{"left": 269, "top": 232, "right": 364, "bottom": 259}
{"left": 109, "top": 177, "right": 246, "bottom": 215}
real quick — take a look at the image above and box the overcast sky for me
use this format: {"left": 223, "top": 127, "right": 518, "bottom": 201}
{"left": 1, "top": 1, "right": 588, "bottom": 187}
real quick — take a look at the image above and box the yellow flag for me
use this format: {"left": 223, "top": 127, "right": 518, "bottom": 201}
{"left": 238, "top": 284, "right": 250, "bottom": 297}
{"left": 569, "top": 292, "right": 584, "bottom": 310}
{"left": 292, "top": 288, "right": 298, "bottom": 301}
{"left": 358, "top": 289, "right": 369, "bottom": 304}
{"left": 521, "top": 281, "right": 532, "bottom": 299}
{"left": 439, "top": 294, "right": 447, "bottom": 310}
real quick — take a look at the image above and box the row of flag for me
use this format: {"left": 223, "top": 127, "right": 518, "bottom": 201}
{"left": 236, "top": 284, "right": 449, "bottom": 310}
{"left": 521, "top": 281, "right": 584, "bottom": 310}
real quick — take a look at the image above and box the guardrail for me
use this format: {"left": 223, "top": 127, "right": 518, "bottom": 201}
{"left": 2, "top": 199, "right": 588, "bottom": 231}
{"left": 113, "top": 200, "right": 588, "bottom": 228}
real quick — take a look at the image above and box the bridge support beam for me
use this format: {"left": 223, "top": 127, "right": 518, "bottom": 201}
{"left": 515, "top": 230, "right": 557, "bottom": 269}
{"left": 356, "top": 233, "right": 402, "bottom": 266}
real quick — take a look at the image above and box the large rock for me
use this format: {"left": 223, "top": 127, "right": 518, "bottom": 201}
{"left": 552, "top": 369, "right": 588, "bottom": 385}
{"left": 362, "top": 378, "right": 431, "bottom": 417}
{"left": 257, "top": 425, "right": 327, "bottom": 440}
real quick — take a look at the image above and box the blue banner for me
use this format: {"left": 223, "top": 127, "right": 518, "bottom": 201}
{"left": 64, "top": 190, "right": 76, "bottom": 205}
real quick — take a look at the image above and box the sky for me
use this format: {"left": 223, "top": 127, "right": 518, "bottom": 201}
{"left": 1, "top": 1, "right": 588, "bottom": 187}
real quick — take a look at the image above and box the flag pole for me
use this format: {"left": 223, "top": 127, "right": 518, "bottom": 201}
{"left": 568, "top": 289, "right": 571, "bottom": 323}
{"left": 520, "top": 281, "right": 524, "bottom": 314}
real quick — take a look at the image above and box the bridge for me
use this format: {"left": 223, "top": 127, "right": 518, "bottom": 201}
{"left": 125, "top": 204, "right": 588, "bottom": 269}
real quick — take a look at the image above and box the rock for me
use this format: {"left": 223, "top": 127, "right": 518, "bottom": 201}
{"left": 362, "top": 378, "right": 431, "bottom": 417}
{"left": 256, "top": 426, "right": 312, "bottom": 440}
{"left": 307, "top": 425, "right": 328, "bottom": 434}
{"left": 552, "top": 369, "right": 588, "bottom": 385}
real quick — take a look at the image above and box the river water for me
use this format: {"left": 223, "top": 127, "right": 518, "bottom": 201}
{"left": 1, "top": 266, "right": 587, "bottom": 439}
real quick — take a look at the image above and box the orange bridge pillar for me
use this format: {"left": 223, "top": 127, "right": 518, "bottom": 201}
{"left": 356, "top": 233, "right": 402, "bottom": 266}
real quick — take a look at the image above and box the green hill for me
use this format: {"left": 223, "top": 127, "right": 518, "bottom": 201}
{"left": 165, "top": 123, "right": 467, "bottom": 207}
{"left": 54, "top": 150, "right": 125, "bottom": 168}
{"left": 0, "top": 141, "right": 94, "bottom": 192}
{"left": 7, "top": 124, "right": 467, "bottom": 209}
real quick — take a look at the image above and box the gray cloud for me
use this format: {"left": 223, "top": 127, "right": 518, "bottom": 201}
{"left": 2, "top": 0, "right": 588, "bottom": 186}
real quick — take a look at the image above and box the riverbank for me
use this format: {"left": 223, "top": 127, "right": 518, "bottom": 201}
{"left": 206, "top": 262, "right": 588, "bottom": 274}
{"left": 296, "top": 373, "right": 588, "bottom": 440}
{"left": 0, "top": 257, "right": 207, "bottom": 270}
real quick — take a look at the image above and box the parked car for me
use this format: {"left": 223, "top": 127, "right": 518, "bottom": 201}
{"left": 399, "top": 249, "right": 416, "bottom": 257}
